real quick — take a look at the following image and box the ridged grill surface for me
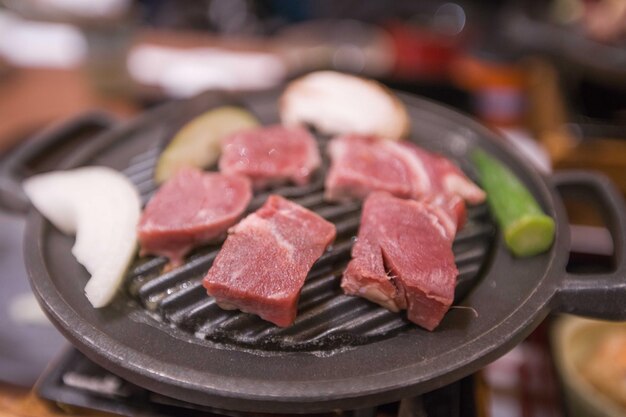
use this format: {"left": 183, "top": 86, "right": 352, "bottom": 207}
{"left": 123, "top": 139, "right": 495, "bottom": 353}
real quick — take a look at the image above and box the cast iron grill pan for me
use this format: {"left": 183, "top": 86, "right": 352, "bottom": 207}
{"left": 123, "top": 136, "right": 494, "bottom": 353}
{"left": 13, "top": 89, "right": 626, "bottom": 413}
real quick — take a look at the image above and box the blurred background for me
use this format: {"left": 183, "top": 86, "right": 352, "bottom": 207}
{"left": 0, "top": 0, "right": 625, "bottom": 416}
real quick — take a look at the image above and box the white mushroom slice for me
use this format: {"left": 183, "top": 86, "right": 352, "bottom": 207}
{"left": 279, "top": 71, "right": 410, "bottom": 140}
{"left": 23, "top": 167, "right": 141, "bottom": 308}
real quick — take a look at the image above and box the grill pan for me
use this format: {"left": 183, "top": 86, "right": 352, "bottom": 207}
{"left": 2, "top": 89, "right": 626, "bottom": 413}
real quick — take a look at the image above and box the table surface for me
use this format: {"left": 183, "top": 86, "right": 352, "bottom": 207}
{"left": 0, "top": 67, "right": 138, "bottom": 154}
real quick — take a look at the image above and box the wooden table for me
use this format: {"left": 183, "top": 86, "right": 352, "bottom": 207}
{"left": 0, "top": 67, "right": 138, "bottom": 154}
{"left": 0, "top": 382, "right": 119, "bottom": 417}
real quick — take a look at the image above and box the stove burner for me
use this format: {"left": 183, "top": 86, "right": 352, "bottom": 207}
{"left": 36, "top": 348, "right": 478, "bottom": 417}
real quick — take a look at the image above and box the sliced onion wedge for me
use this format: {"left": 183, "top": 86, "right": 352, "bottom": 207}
{"left": 279, "top": 71, "right": 410, "bottom": 140}
{"left": 23, "top": 167, "right": 141, "bottom": 308}
{"left": 154, "top": 106, "right": 259, "bottom": 184}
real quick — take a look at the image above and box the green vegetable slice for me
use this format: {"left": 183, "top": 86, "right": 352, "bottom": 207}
{"left": 472, "top": 149, "right": 555, "bottom": 257}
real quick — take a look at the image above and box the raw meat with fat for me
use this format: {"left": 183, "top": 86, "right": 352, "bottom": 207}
{"left": 203, "top": 195, "right": 336, "bottom": 327}
{"left": 325, "top": 135, "right": 485, "bottom": 204}
{"left": 219, "top": 124, "right": 320, "bottom": 189}
{"left": 138, "top": 167, "right": 252, "bottom": 267}
{"left": 341, "top": 192, "right": 459, "bottom": 330}
{"left": 324, "top": 135, "right": 415, "bottom": 201}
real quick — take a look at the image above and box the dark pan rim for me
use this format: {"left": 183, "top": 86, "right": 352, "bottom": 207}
{"left": 24, "top": 90, "right": 570, "bottom": 412}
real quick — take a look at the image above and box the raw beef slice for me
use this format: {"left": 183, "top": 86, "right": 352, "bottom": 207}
{"left": 341, "top": 192, "right": 459, "bottom": 330}
{"left": 325, "top": 134, "right": 485, "bottom": 204}
{"left": 400, "top": 141, "right": 486, "bottom": 204}
{"left": 324, "top": 134, "right": 415, "bottom": 201}
{"left": 138, "top": 167, "right": 252, "bottom": 266}
{"left": 219, "top": 124, "right": 320, "bottom": 189}
{"left": 203, "top": 195, "right": 336, "bottom": 327}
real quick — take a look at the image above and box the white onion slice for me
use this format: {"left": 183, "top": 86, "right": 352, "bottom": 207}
{"left": 23, "top": 167, "right": 141, "bottom": 308}
{"left": 279, "top": 71, "right": 410, "bottom": 140}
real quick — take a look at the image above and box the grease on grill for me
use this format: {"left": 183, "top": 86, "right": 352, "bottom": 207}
{"left": 124, "top": 143, "right": 495, "bottom": 354}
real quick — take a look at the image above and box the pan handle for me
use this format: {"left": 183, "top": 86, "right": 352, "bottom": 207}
{"left": 0, "top": 112, "right": 116, "bottom": 213}
{"left": 552, "top": 170, "right": 626, "bottom": 320}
